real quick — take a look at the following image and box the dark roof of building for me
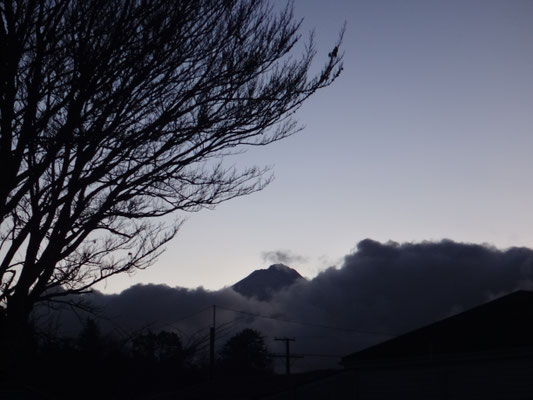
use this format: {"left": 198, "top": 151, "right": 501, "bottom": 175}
{"left": 342, "top": 290, "right": 533, "bottom": 366}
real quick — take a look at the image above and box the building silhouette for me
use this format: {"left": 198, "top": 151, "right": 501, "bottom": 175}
{"left": 263, "top": 290, "right": 533, "bottom": 399}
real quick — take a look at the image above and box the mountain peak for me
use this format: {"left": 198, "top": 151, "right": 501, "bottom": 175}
{"left": 268, "top": 263, "right": 292, "bottom": 271}
{"left": 232, "top": 264, "right": 305, "bottom": 301}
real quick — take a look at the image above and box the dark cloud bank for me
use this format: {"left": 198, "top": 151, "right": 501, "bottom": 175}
{"left": 44, "top": 239, "right": 533, "bottom": 371}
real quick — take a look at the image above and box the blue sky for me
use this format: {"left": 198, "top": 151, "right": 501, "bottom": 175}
{"left": 97, "top": 0, "right": 533, "bottom": 293}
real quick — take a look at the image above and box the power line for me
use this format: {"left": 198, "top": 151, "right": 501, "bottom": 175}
{"left": 156, "top": 305, "right": 213, "bottom": 330}
{"left": 294, "top": 353, "right": 344, "bottom": 358}
{"left": 274, "top": 337, "right": 301, "bottom": 375}
{"left": 216, "top": 305, "right": 395, "bottom": 337}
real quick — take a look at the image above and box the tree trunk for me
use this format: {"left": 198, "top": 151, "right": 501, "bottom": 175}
{"left": 0, "top": 297, "right": 35, "bottom": 381}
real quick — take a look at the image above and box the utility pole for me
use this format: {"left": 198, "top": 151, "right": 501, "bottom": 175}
{"left": 274, "top": 337, "right": 302, "bottom": 375}
{"left": 209, "top": 305, "right": 216, "bottom": 381}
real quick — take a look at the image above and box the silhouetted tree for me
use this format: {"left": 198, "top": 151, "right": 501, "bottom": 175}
{"left": 130, "top": 329, "right": 194, "bottom": 391}
{"left": 77, "top": 317, "right": 102, "bottom": 355}
{"left": 0, "top": 0, "right": 342, "bottom": 343}
{"left": 154, "top": 330, "right": 184, "bottom": 363}
{"left": 219, "top": 328, "right": 273, "bottom": 376}
{"left": 132, "top": 330, "right": 185, "bottom": 362}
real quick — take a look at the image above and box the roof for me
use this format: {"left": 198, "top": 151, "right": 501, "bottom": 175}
{"left": 342, "top": 290, "right": 533, "bottom": 367}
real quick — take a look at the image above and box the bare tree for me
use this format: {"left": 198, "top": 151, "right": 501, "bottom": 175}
{"left": 0, "top": 0, "right": 342, "bottom": 331}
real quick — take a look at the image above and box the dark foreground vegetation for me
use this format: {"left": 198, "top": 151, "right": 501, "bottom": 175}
{"left": 1, "top": 322, "right": 277, "bottom": 399}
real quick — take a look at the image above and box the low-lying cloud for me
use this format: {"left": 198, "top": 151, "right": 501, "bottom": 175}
{"left": 41, "top": 239, "right": 533, "bottom": 371}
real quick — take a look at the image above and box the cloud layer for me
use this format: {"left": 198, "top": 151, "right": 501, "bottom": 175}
{"left": 42, "top": 239, "right": 533, "bottom": 371}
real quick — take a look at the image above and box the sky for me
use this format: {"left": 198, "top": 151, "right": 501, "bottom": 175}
{"left": 97, "top": 0, "right": 533, "bottom": 294}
